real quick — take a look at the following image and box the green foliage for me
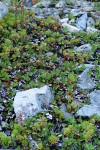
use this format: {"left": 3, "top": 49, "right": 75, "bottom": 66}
{"left": 0, "top": 133, "right": 11, "bottom": 148}
{"left": 48, "top": 134, "right": 58, "bottom": 145}
{"left": 0, "top": 2, "right": 100, "bottom": 149}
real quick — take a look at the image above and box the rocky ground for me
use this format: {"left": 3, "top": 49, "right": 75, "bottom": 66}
{"left": 0, "top": 0, "right": 100, "bottom": 149}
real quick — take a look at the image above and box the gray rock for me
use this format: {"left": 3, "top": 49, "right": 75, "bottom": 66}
{"left": 3, "top": 0, "right": 11, "bottom": 6}
{"left": 77, "top": 64, "right": 95, "bottom": 69}
{"left": 75, "top": 0, "right": 82, "bottom": 7}
{"left": 33, "top": 0, "right": 52, "bottom": 8}
{"left": 60, "top": 103, "right": 73, "bottom": 118}
{"left": 0, "top": 126, "right": 2, "bottom": 131}
{"left": 76, "top": 105, "right": 100, "bottom": 117}
{"left": 0, "top": 2, "right": 8, "bottom": 19}
{"left": 13, "top": 86, "right": 54, "bottom": 122}
{"left": 75, "top": 44, "right": 92, "bottom": 52}
{"left": 87, "top": 17, "right": 95, "bottom": 27}
{"left": 62, "top": 23, "right": 80, "bottom": 33}
{"left": 78, "top": 68, "right": 95, "bottom": 90}
{"left": 80, "top": 6, "right": 93, "bottom": 12}
{"left": 59, "top": 18, "right": 69, "bottom": 24}
{"left": 1, "top": 121, "right": 8, "bottom": 128}
{"left": 55, "top": 0, "right": 66, "bottom": 8}
{"left": 32, "top": 140, "right": 38, "bottom": 150}
{"left": 76, "top": 90, "right": 100, "bottom": 117}
{"left": 45, "top": 52, "right": 54, "bottom": 56}
{"left": 28, "top": 137, "right": 37, "bottom": 150}
{"left": 87, "top": 27, "right": 100, "bottom": 34}
{"left": 88, "top": 90, "right": 100, "bottom": 106}
{"left": 46, "top": 113, "right": 52, "bottom": 120}
{"left": 76, "top": 13, "right": 87, "bottom": 30}
{"left": 81, "top": 1, "right": 94, "bottom": 7}
{"left": 31, "top": 7, "right": 60, "bottom": 18}
{"left": 63, "top": 9, "right": 71, "bottom": 14}
{"left": 68, "top": 19, "right": 75, "bottom": 25}
{"left": 91, "top": 11, "right": 100, "bottom": 20}
{"left": 24, "top": 0, "right": 33, "bottom": 7}
{"left": 71, "top": 9, "right": 85, "bottom": 17}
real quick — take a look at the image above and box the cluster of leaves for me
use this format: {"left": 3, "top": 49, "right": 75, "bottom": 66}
{"left": 0, "top": 4, "right": 100, "bottom": 149}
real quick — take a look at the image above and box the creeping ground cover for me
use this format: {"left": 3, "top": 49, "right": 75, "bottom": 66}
{"left": 0, "top": 1, "right": 100, "bottom": 150}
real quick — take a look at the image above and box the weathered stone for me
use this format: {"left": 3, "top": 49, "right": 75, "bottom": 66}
{"left": 33, "top": 0, "right": 52, "bottom": 8}
{"left": 78, "top": 64, "right": 95, "bottom": 69}
{"left": 75, "top": 44, "right": 92, "bottom": 52}
{"left": 87, "top": 27, "right": 99, "bottom": 34}
{"left": 87, "top": 17, "right": 95, "bottom": 27}
{"left": 80, "top": 6, "right": 93, "bottom": 12}
{"left": 91, "top": 11, "right": 100, "bottom": 20}
{"left": 45, "top": 52, "right": 54, "bottom": 56}
{"left": 76, "top": 105, "right": 100, "bottom": 117}
{"left": 31, "top": 7, "right": 60, "bottom": 18}
{"left": 71, "top": 9, "right": 84, "bottom": 17}
{"left": 3, "top": 0, "right": 11, "bottom": 6}
{"left": 28, "top": 137, "right": 37, "bottom": 150}
{"left": 24, "top": 0, "right": 33, "bottom": 7}
{"left": 0, "top": 126, "right": 2, "bottom": 131}
{"left": 46, "top": 113, "right": 52, "bottom": 120}
{"left": 78, "top": 68, "right": 95, "bottom": 90}
{"left": 81, "top": 1, "right": 94, "bottom": 7}
{"left": 68, "top": 19, "right": 75, "bottom": 25}
{"left": 60, "top": 103, "right": 73, "bottom": 118}
{"left": 76, "top": 13, "right": 88, "bottom": 30}
{"left": 13, "top": 86, "right": 54, "bottom": 121}
{"left": 76, "top": 90, "right": 100, "bottom": 117}
{"left": 0, "top": 2, "right": 8, "bottom": 19}
{"left": 55, "top": 0, "right": 66, "bottom": 8}
{"left": 62, "top": 23, "right": 80, "bottom": 32}
{"left": 88, "top": 90, "right": 100, "bottom": 106}
{"left": 1, "top": 121, "right": 8, "bottom": 128}
{"left": 59, "top": 18, "right": 69, "bottom": 24}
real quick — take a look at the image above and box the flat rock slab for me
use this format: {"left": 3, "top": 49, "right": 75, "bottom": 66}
{"left": 13, "top": 86, "right": 54, "bottom": 122}
{"left": 0, "top": 2, "right": 8, "bottom": 19}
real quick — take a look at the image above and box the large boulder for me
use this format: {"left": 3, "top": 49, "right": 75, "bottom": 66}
{"left": 0, "top": 2, "right": 8, "bottom": 19}
{"left": 13, "top": 86, "right": 54, "bottom": 122}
